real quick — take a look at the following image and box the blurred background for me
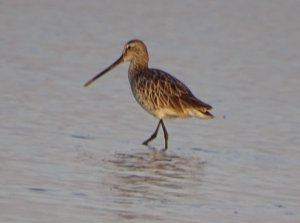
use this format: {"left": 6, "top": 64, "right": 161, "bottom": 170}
{"left": 0, "top": 0, "right": 299, "bottom": 222}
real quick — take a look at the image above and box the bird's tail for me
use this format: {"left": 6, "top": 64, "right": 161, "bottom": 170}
{"left": 187, "top": 108, "right": 214, "bottom": 119}
{"left": 181, "top": 95, "right": 214, "bottom": 119}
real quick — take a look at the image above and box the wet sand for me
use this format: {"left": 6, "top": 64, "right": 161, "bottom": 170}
{"left": 1, "top": 0, "right": 300, "bottom": 222}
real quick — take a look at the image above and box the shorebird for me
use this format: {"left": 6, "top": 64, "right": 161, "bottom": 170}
{"left": 84, "top": 39, "right": 213, "bottom": 150}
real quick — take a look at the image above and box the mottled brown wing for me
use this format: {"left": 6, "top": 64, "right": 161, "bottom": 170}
{"left": 149, "top": 69, "right": 193, "bottom": 96}
{"left": 150, "top": 69, "right": 213, "bottom": 112}
{"left": 180, "top": 95, "right": 212, "bottom": 110}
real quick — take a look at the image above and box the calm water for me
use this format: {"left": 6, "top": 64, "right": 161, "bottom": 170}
{"left": 1, "top": 0, "right": 300, "bottom": 222}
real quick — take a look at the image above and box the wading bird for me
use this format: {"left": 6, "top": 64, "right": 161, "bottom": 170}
{"left": 84, "top": 40, "right": 213, "bottom": 150}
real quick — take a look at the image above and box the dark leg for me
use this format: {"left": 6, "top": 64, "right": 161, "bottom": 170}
{"left": 142, "top": 120, "right": 161, "bottom": 146}
{"left": 160, "top": 120, "right": 168, "bottom": 150}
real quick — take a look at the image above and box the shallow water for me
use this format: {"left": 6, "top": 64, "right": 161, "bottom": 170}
{"left": 1, "top": 0, "right": 300, "bottom": 222}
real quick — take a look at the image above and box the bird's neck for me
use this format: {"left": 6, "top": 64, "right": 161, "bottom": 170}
{"left": 128, "top": 58, "right": 149, "bottom": 75}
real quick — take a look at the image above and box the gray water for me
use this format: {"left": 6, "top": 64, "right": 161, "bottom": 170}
{"left": 1, "top": 0, "right": 300, "bottom": 222}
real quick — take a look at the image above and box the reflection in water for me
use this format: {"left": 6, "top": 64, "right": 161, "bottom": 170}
{"left": 105, "top": 150, "right": 205, "bottom": 203}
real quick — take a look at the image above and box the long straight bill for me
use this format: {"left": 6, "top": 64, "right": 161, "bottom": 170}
{"left": 84, "top": 55, "right": 124, "bottom": 87}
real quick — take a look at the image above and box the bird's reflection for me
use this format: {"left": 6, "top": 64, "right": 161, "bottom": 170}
{"left": 105, "top": 149, "right": 205, "bottom": 201}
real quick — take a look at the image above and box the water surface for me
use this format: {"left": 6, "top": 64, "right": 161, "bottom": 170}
{"left": 1, "top": 0, "right": 299, "bottom": 222}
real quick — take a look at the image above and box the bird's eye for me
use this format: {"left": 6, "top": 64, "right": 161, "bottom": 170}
{"left": 126, "top": 45, "right": 132, "bottom": 50}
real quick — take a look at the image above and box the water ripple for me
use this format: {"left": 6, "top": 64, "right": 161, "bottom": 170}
{"left": 103, "top": 150, "right": 205, "bottom": 203}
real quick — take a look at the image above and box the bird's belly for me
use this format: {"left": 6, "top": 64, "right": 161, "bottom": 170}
{"left": 151, "top": 108, "right": 188, "bottom": 119}
{"left": 135, "top": 98, "right": 188, "bottom": 119}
